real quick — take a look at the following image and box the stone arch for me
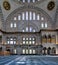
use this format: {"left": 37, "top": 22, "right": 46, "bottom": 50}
{"left": 52, "top": 47, "right": 56, "bottom": 54}
{"left": 43, "top": 47, "right": 47, "bottom": 55}
{"left": 47, "top": 47, "right": 51, "bottom": 55}
{"left": 5, "top": 6, "right": 53, "bottom": 32}
{"left": 6, "top": 6, "right": 52, "bottom": 24}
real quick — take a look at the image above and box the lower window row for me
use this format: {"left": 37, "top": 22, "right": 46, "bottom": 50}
{"left": 22, "top": 49, "right": 36, "bottom": 54}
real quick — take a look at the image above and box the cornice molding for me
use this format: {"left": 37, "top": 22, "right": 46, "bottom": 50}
{"left": 0, "top": 29, "right": 58, "bottom": 34}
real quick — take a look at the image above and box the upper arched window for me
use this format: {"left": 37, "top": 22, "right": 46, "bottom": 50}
{"left": 13, "top": 11, "right": 42, "bottom": 21}
{"left": 14, "top": 0, "right": 42, "bottom": 3}
{"left": 12, "top": 11, "right": 48, "bottom": 29}
{"left": 22, "top": 26, "right": 36, "bottom": 32}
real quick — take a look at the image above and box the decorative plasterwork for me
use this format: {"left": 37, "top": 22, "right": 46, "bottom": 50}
{"left": 47, "top": 1, "right": 55, "bottom": 11}
{"left": 3, "top": 1, "right": 11, "bottom": 10}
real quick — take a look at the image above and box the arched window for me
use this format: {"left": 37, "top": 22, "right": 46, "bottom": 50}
{"left": 37, "top": 14, "right": 40, "bottom": 20}
{"left": 45, "top": 22, "right": 47, "bottom": 28}
{"left": 43, "top": 47, "right": 47, "bottom": 55}
{"left": 14, "top": 17, "right": 17, "bottom": 20}
{"left": 10, "top": 23, "right": 17, "bottom": 28}
{"left": 41, "top": 22, "right": 44, "bottom": 28}
{"left": 47, "top": 35, "right": 51, "bottom": 43}
{"left": 29, "top": 11, "right": 32, "bottom": 20}
{"left": 42, "top": 35, "right": 47, "bottom": 44}
{"left": 51, "top": 35, "right": 56, "bottom": 44}
{"left": 18, "top": 14, "right": 21, "bottom": 20}
{"left": 22, "top": 12, "right": 25, "bottom": 20}
{"left": 22, "top": 26, "right": 36, "bottom": 32}
{"left": 15, "top": 0, "right": 42, "bottom": 3}
{"left": 33, "top": 12, "right": 36, "bottom": 20}
{"left": 26, "top": 27, "right": 28, "bottom": 32}
{"left": 10, "top": 23, "right": 13, "bottom": 28}
{"left": 26, "top": 11, "right": 28, "bottom": 20}
{"left": 52, "top": 47, "right": 56, "bottom": 54}
{"left": 17, "top": 11, "right": 41, "bottom": 21}
{"left": 41, "top": 17, "right": 44, "bottom": 21}
{"left": 14, "top": 23, "right": 17, "bottom": 28}
{"left": 47, "top": 47, "right": 51, "bottom": 55}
